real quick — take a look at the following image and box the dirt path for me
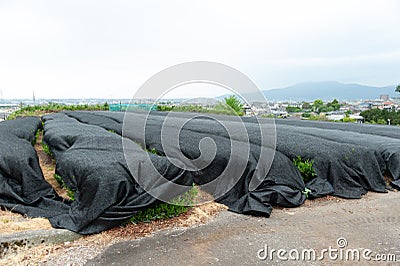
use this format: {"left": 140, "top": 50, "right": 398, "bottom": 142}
{"left": 35, "top": 132, "right": 70, "bottom": 199}
{"left": 88, "top": 191, "right": 400, "bottom": 266}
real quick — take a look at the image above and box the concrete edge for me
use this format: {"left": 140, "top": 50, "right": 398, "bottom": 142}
{"left": 0, "top": 229, "right": 82, "bottom": 257}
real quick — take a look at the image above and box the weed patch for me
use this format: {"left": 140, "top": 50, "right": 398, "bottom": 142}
{"left": 146, "top": 147, "right": 159, "bottom": 155}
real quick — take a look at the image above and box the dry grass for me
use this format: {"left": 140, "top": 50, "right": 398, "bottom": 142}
{"left": 0, "top": 209, "right": 51, "bottom": 235}
{"left": 0, "top": 202, "right": 227, "bottom": 265}
{"left": 303, "top": 195, "right": 343, "bottom": 207}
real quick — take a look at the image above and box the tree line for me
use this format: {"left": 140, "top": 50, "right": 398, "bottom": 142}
{"left": 361, "top": 108, "right": 400, "bottom": 125}
{"left": 286, "top": 99, "right": 341, "bottom": 114}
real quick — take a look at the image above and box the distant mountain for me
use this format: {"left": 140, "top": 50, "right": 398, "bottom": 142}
{"left": 261, "top": 81, "right": 397, "bottom": 101}
{"left": 177, "top": 97, "right": 219, "bottom": 105}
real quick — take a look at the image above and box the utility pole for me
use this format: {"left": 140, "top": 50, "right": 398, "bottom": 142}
{"left": 0, "top": 89, "right": 3, "bottom": 121}
{"left": 33, "top": 90, "right": 36, "bottom": 105}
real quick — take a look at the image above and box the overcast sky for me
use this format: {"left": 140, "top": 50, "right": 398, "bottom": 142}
{"left": 0, "top": 0, "right": 399, "bottom": 99}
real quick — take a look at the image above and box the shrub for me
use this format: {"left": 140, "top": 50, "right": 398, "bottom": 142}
{"left": 341, "top": 117, "right": 356, "bottom": 123}
{"left": 286, "top": 106, "right": 302, "bottom": 113}
{"left": 127, "top": 185, "right": 198, "bottom": 224}
{"left": 146, "top": 147, "right": 158, "bottom": 155}
{"left": 308, "top": 114, "right": 328, "bottom": 121}
{"left": 293, "top": 156, "right": 317, "bottom": 183}
{"left": 157, "top": 105, "right": 175, "bottom": 112}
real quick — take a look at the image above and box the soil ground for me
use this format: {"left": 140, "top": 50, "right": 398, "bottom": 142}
{"left": 88, "top": 191, "right": 400, "bottom": 266}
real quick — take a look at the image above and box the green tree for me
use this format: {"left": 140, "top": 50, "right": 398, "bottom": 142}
{"left": 360, "top": 108, "right": 400, "bottom": 125}
{"left": 396, "top": 84, "right": 400, "bottom": 93}
{"left": 329, "top": 99, "right": 341, "bottom": 110}
{"left": 224, "top": 95, "right": 243, "bottom": 116}
{"left": 302, "top": 102, "right": 312, "bottom": 110}
{"left": 312, "top": 99, "right": 324, "bottom": 112}
{"left": 286, "top": 106, "right": 302, "bottom": 113}
{"left": 313, "top": 99, "right": 323, "bottom": 107}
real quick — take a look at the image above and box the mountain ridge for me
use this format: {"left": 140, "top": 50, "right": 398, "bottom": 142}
{"left": 260, "top": 81, "right": 397, "bottom": 101}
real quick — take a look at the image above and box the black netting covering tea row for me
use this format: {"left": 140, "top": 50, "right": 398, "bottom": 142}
{"left": 0, "top": 112, "right": 398, "bottom": 234}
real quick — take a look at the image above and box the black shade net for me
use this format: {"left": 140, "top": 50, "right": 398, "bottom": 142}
{"left": 0, "top": 112, "right": 397, "bottom": 234}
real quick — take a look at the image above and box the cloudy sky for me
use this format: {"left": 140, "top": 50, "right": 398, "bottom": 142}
{"left": 0, "top": 0, "right": 399, "bottom": 99}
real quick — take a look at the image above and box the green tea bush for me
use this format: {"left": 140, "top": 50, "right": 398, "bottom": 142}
{"left": 127, "top": 185, "right": 198, "bottom": 224}
{"left": 293, "top": 156, "right": 317, "bottom": 182}
{"left": 31, "top": 129, "right": 42, "bottom": 145}
{"left": 42, "top": 143, "right": 53, "bottom": 158}
{"left": 53, "top": 174, "right": 75, "bottom": 201}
